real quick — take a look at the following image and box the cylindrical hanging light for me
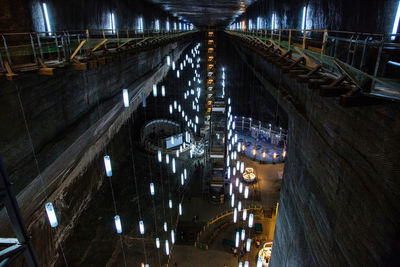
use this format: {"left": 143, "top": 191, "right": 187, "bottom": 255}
{"left": 165, "top": 240, "right": 170, "bottom": 255}
{"left": 122, "top": 89, "right": 129, "bottom": 107}
{"left": 150, "top": 183, "right": 155, "bottom": 196}
{"left": 246, "top": 238, "right": 251, "bottom": 252}
{"left": 139, "top": 220, "right": 145, "bottom": 234}
{"left": 235, "top": 231, "right": 239, "bottom": 247}
{"left": 45, "top": 202, "right": 58, "bottom": 227}
{"left": 249, "top": 214, "right": 254, "bottom": 228}
{"left": 103, "top": 155, "right": 112, "bottom": 177}
{"left": 243, "top": 209, "right": 247, "bottom": 221}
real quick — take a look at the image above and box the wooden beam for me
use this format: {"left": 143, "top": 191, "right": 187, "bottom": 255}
{"left": 4, "top": 61, "right": 17, "bottom": 81}
{"left": 70, "top": 40, "right": 86, "bottom": 60}
{"left": 91, "top": 39, "right": 108, "bottom": 53}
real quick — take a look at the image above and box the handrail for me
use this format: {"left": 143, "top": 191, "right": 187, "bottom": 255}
{"left": 0, "top": 29, "right": 197, "bottom": 75}
{"left": 226, "top": 29, "right": 400, "bottom": 101}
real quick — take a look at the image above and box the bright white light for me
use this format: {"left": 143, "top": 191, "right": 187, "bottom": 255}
{"left": 157, "top": 150, "right": 162, "bottom": 162}
{"left": 172, "top": 61, "right": 176, "bottom": 70}
{"left": 239, "top": 263, "right": 243, "bottom": 267}
{"left": 164, "top": 222, "right": 168, "bottom": 232}
{"left": 104, "top": 155, "right": 112, "bottom": 177}
{"left": 237, "top": 143, "right": 241, "bottom": 152}
{"left": 227, "top": 167, "right": 231, "bottom": 179}
{"left": 238, "top": 201, "right": 242, "bottom": 211}
{"left": 244, "top": 186, "right": 249, "bottom": 199}
{"left": 177, "top": 70, "right": 180, "bottom": 78}
{"left": 302, "top": 6, "right": 307, "bottom": 32}
{"left": 138, "top": 17, "right": 144, "bottom": 33}
{"left": 235, "top": 231, "right": 239, "bottom": 247}
{"left": 166, "top": 20, "right": 170, "bottom": 31}
{"left": 169, "top": 199, "right": 173, "bottom": 208}
{"left": 257, "top": 258, "right": 263, "bottom": 267}
{"left": 179, "top": 203, "right": 183, "bottom": 215}
{"left": 153, "top": 84, "right": 157, "bottom": 97}
{"left": 392, "top": 1, "right": 400, "bottom": 40}
{"left": 171, "top": 230, "right": 175, "bottom": 244}
{"left": 241, "top": 229, "right": 245, "bottom": 240}
{"left": 229, "top": 183, "right": 233, "bottom": 195}
{"left": 169, "top": 105, "right": 173, "bottom": 114}
{"left": 239, "top": 183, "right": 243, "bottom": 194}
{"left": 243, "top": 209, "right": 247, "bottom": 221}
{"left": 181, "top": 173, "right": 184, "bottom": 185}
{"left": 156, "top": 237, "right": 160, "bottom": 248}
{"left": 231, "top": 193, "right": 235, "bottom": 207}
{"left": 150, "top": 183, "right": 155, "bottom": 196}
{"left": 176, "top": 150, "right": 180, "bottom": 158}
{"left": 122, "top": 89, "right": 129, "bottom": 107}
{"left": 166, "top": 154, "right": 170, "bottom": 164}
{"left": 244, "top": 261, "right": 249, "bottom": 267}
{"left": 246, "top": 238, "right": 251, "bottom": 252}
{"left": 111, "top": 13, "right": 116, "bottom": 34}
{"left": 155, "top": 19, "right": 160, "bottom": 31}
{"left": 233, "top": 208, "right": 237, "bottom": 223}
{"left": 178, "top": 104, "right": 181, "bottom": 112}
{"left": 161, "top": 85, "right": 166, "bottom": 97}
{"left": 45, "top": 202, "right": 58, "bottom": 227}
{"left": 167, "top": 56, "right": 171, "bottom": 66}
{"left": 174, "top": 22, "right": 177, "bottom": 31}
{"left": 248, "top": 214, "right": 254, "bottom": 228}
{"left": 240, "top": 162, "right": 245, "bottom": 173}
{"left": 114, "top": 215, "right": 122, "bottom": 233}
{"left": 233, "top": 167, "right": 236, "bottom": 175}
{"left": 42, "top": 3, "right": 52, "bottom": 34}
{"left": 165, "top": 240, "right": 170, "bottom": 255}
{"left": 172, "top": 158, "right": 176, "bottom": 173}
{"left": 235, "top": 178, "right": 239, "bottom": 187}
{"left": 184, "top": 168, "right": 187, "bottom": 179}
{"left": 139, "top": 220, "right": 145, "bottom": 234}
{"left": 257, "top": 16, "right": 262, "bottom": 30}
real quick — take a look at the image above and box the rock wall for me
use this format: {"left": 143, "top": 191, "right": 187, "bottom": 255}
{"left": 234, "top": 0, "right": 396, "bottom": 33}
{"left": 0, "top": 37, "right": 193, "bottom": 266}
{"left": 230, "top": 34, "right": 400, "bottom": 266}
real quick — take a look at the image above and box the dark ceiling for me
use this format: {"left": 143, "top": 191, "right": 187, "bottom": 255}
{"left": 148, "top": 0, "right": 256, "bottom": 27}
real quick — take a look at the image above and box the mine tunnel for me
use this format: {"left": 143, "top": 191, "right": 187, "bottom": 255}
{"left": 0, "top": 0, "right": 400, "bottom": 266}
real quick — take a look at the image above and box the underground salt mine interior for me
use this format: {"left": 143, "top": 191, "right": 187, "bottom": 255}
{"left": 1, "top": 0, "right": 400, "bottom": 266}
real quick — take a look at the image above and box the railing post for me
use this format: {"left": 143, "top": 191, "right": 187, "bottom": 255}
{"left": 321, "top": 30, "right": 328, "bottom": 55}
{"left": 0, "top": 49, "right": 4, "bottom": 71}
{"left": 2, "top": 34, "right": 12, "bottom": 66}
{"left": 278, "top": 29, "right": 282, "bottom": 45}
{"left": 302, "top": 30, "right": 307, "bottom": 49}
{"left": 54, "top": 34, "right": 61, "bottom": 61}
{"left": 30, "top": 33, "right": 38, "bottom": 65}
{"left": 288, "top": 29, "right": 292, "bottom": 50}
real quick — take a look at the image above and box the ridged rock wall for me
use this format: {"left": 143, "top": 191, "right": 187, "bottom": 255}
{"left": 0, "top": 39, "right": 192, "bottom": 266}
{"left": 231, "top": 35, "right": 400, "bottom": 267}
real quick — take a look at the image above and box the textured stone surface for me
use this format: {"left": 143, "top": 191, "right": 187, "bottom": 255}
{"left": 231, "top": 34, "right": 400, "bottom": 267}
{"left": 0, "top": 39, "right": 192, "bottom": 266}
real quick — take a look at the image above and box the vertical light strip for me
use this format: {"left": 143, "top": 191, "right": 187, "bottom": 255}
{"left": 302, "top": 6, "right": 307, "bottom": 32}
{"left": 271, "top": 13, "right": 275, "bottom": 30}
{"left": 111, "top": 13, "right": 115, "bottom": 34}
{"left": 392, "top": 1, "right": 400, "bottom": 40}
{"left": 42, "top": 3, "right": 51, "bottom": 34}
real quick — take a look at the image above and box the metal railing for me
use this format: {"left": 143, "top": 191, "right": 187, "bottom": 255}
{"left": 227, "top": 29, "right": 400, "bottom": 101}
{"left": 0, "top": 28, "right": 196, "bottom": 73}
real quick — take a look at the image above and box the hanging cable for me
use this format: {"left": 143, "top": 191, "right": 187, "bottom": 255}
{"left": 15, "top": 84, "right": 69, "bottom": 267}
